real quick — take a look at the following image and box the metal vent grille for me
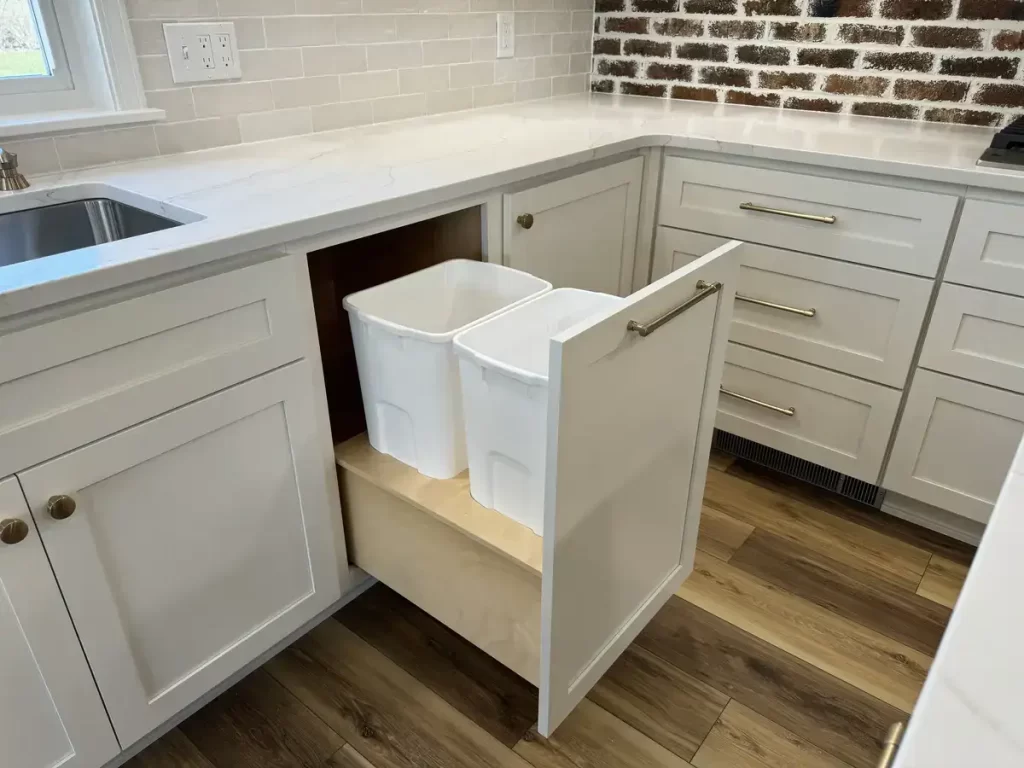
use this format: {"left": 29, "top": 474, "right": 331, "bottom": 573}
{"left": 712, "top": 430, "right": 885, "bottom": 508}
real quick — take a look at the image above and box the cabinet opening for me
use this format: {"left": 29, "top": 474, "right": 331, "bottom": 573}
{"left": 307, "top": 206, "right": 544, "bottom": 686}
{"left": 307, "top": 205, "right": 484, "bottom": 446}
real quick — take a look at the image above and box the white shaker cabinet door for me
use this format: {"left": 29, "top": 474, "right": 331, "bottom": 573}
{"left": 19, "top": 362, "right": 342, "bottom": 749}
{"left": 884, "top": 370, "right": 1024, "bottom": 524}
{"left": 504, "top": 157, "right": 644, "bottom": 296}
{"left": 0, "top": 476, "right": 119, "bottom": 768}
{"left": 539, "top": 240, "right": 740, "bottom": 734}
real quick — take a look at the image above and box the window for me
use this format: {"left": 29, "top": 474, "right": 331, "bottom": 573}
{"left": 0, "top": 0, "right": 154, "bottom": 133}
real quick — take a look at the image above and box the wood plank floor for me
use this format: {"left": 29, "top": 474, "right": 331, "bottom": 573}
{"left": 126, "top": 455, "right": 975, "bottom": 768}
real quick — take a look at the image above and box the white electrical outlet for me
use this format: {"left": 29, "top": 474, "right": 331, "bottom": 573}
{"left": 164, "top": 22, "right": 241, "bottom": 83}
{"left": 497, "top": 13, "right": 514, "bottom": 59}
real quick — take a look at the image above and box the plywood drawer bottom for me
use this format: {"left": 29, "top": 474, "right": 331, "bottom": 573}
{"left": 717, "top": 344, "right": 901, "bottom": 483}
{"left": 336, "top": 435, "right": 542, "bottom": 685}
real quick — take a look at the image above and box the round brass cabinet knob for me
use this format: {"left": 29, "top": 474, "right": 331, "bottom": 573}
{"left": 0, "top": 518, "right": 29, "bottom": 545}
{"left": 47, "top": 495, "right": 77, "bottom": 521}
{"left": 516, "top": 213, "right": 535, "bottom": 230}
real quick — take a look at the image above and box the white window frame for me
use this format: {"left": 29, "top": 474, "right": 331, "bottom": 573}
{"left": 0, "top": 0, "right": 161, "bottom": 136}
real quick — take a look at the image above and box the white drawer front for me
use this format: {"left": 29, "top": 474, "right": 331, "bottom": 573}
{"left": 718, "top": 344, "right": 901, "bottom": 482}
{"left": 945, "top": 198, "right": 1024, "bottom": 297}
{"left": 654, "top": 228, "right": 931, "bottom": 387}
{"left": 921, "top": 283, "right": 1024, "bottom": 394}
{"left": 884, "top": 370, "right": 1024, "bottom": 524}
{"left": 0, "top": 255, "right": 304, "bottom": 478}
{"left": 658, "top": 157, "right": 957, "bottom": 277}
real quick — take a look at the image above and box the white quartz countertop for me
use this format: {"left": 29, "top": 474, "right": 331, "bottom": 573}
{"left": 0, "top": 92, "right": 1018, "bottom": 319}
{"left": 896, "top": 439, "right": 1024, "bottom": 768}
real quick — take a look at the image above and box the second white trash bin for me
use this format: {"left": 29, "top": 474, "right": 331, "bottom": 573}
{"left": 344, "top": 260, "right": 551, "bottom": 479}
{"left": 453, "top": 288, "right": 624, "bottom": 534}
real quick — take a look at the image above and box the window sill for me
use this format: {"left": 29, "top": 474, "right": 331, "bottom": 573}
{"left": 0, "top": 108, "right": 166, "bottom": 139}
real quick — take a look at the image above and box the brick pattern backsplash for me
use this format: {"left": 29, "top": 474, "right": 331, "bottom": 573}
{"left": 592, "top": 0, "right": 1024, "bottom": 126}
{"left": 6, "top": 0, "right": 594, "bottom": 175}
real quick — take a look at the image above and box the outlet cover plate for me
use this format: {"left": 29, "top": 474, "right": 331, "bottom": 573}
{"left": 496, "top": 13, "right": 514, "bottom": 59}
{"left": 164, "top": 22, "right": 241, "bottom": 84}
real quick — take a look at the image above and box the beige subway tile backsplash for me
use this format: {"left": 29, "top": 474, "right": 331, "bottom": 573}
{"left": 340, "top": 70, "right": 401, "bottom": 101}
{"left": 312, "top": 100, "right": 374, "bottom": 131}
{"left": 238, "top": 107, "right": 313, "bottom": 142}
{"left": 400, "top": 65, "right": 450, "bottom": 93}
{"left": 265, "top": 16, "right": 337, "bottom": 47}
{"left": 473, "top": 82, "right": 515, "bottom": 107}
{"left": 155, "top": 117, "right": 242, "bottom": 153}
{"left": 193, "top": 82, "right": 275, "bottom": 117}
{"left": 240, "top": 48, "right": 304, "bottom": 81}
{"left": 301, "top": 45, "right": 368, "bottom": 76}
{"left": 367, "top": 42, "right": 423, "bottom": 71}
{"left": 55, "top": 126, "right": 160, "bottom": 170}
{"left": 145, "top": 89, "right": 197, "bottom": 122}
{"left": 10, "top": 3, "right": 593, "bottom": 173}
{"left": 450, "top": 61, "right": 494, "bottom": 89}
{"left": 373, "top": 93, "right": 428, "bottom": 122}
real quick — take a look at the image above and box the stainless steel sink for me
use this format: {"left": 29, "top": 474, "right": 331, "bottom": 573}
{"left": 0, "top": 198, "right": 184, "bottom": 268}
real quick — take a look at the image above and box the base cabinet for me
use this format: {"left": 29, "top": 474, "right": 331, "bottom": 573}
{"left": 0, "top": 477, "right": 119, "bottom": 768}
{"left": 884, "top": 371, "right": 1024, "bottom": 524}
{"left": 503, "top": 157, "right": 644, "bottom": 295}
{"left": 17, "top": 362, "right": 342, "bottom": 749}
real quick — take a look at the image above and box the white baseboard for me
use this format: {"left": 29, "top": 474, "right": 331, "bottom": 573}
{"left": 102, "top": 570, "right": 377, "bottom": 768}
{"left": 882, "top": 492, "right": 984, "bottom": 546}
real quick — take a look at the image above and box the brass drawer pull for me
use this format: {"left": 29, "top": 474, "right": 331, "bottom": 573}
{"left": 516, "top": 213, "right": 534, "bottom": 229}
{"left": 737, "top": 293, "right": 817, "bottom": 317}
{"left": 0, "top": 518, "right": 29, "bottom": 545}
{"left": 47, "top": 495, "right": 77, "bottom": 521}
{"left": 720, "top": 387, "right": 796, "bottom": 416}
{"left": 740, "top": 202, "right": 837, "bottom": 225}
{"left": 877, "top": 722, "right": 905, "bottom": 768}
{"left": 627, "top": 280, "right": 721, "bottom": 338}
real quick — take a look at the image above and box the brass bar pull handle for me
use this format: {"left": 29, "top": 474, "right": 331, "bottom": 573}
{"left": 877, "top": 722, "right": 905, "bottom": 768}
{"left": 720, "top": 387, "right": 796, "bottom": 416}
{"left": 740, "top": 202, "right": 837, "bottom": 225}
{"left": 627, "top": 280, "right": 721, "bottom": 338}
{"left": 737, "top": 293, "right": 817, "bottom": 317}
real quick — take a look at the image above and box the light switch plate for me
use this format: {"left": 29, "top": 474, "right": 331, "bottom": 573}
{"left": 164, "top": 22, "right": 241, "bottom": 84}
{"left": 496, "top": 13, "right": 514, "bottom": 59}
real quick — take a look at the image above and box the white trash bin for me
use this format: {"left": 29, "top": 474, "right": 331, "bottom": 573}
{"left": 453, "top": 288, "right": 623, "bottom": 534}
{"left": 343, "top": 259, "right": 550, "bottom": 479}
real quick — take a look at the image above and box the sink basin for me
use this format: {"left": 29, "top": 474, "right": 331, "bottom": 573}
{"left": 0, "top": 197, "right": 185, "bottom": 268}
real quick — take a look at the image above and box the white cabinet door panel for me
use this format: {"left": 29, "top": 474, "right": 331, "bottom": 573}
{"left": 0, "top": 477, "right": 119, "bottom": 768}
{"left": 19, "top": 362, "right": 341, "bottom": 749}
{"left": 945, "top": 198, "right": 1024, "bottom": 297}
{"left": 920, "top": 283, "right": 1024, "bottom": 395}
{"left": 717, "top": 344, "right": 901, "bottom": 482}
{"left": 658, "top": 157, "right": 957, "bottom": 277}
{"left": 539, "top": 241, "right": 740, "bottom": 734}
{"left": 504, "top": 158, "right": 643, "bottom": 296}
{"left": 653, "top": 228, "right": 931, "bottom": 386}
{"left": 884, "top": 371, "right": 1024, "bottom": 524}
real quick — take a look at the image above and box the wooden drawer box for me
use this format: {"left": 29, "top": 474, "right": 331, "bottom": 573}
{"left": 885, "top": 371, "right": 1024, "bottom": 524}
{"left": 718, "top": 344, "right": 901, "bottom": 482}
{"left": 920, "top": 284, "right": 1024, "bottom": 395}
{"left": 658, "top": 157, "right": 957, "bottom": 277}
{"left": 654, "top": 228, "right": 932, "bottom": 387}
{"left": 0, "top": 255, "right": 305, "bottom": 479}
{"left": 945, "top": 198, "right": 1024, "bottom": 297}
